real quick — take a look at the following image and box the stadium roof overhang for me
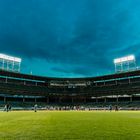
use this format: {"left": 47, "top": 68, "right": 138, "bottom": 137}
{"left": 0, "top": 69, "right": 140, "bottom": 83}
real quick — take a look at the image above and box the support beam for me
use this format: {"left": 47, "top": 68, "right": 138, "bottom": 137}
{"left": 96, "top": 98, "right": 98, "bottom": 103}
{"left": 24, "top": 81, "right": 26, "bottom": 85}
{"left": 35, "top": 98, "right": 37, "bottom": 103}
{"left": 129, "top": 78, "right": 131, "bottom": 84}
{"left": 130, "top": 96, "right": 133, "bottom": 102}
{"left": 35, "top": 82, "right": 38, "bottom": 86}
{"left": 23, "top": 97, "right": 25, "bottom": 102}
{"left": 116, "top": 97, "right": 118, "bottom": 103}
{"left": 4, "top": 97, "right": 6, "bottom": 103}
{"left": 5, "top": 78, "right": 7, "bottom": 83}
{"left": 104, "top": 98, "right": 106, "bottom": 103}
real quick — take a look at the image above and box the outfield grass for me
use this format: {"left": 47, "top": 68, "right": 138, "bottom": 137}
{"left": 0, "top": 111, "right": 139, "bottom": 140}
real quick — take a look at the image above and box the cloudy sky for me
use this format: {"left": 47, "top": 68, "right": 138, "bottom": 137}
{"left": 0, "top": 0, "right": 140, "bottom": 77}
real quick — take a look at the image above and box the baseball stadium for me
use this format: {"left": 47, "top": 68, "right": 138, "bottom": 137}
{"left": 0, "top": 53, "right": 139, "bottom": 140}
{"left": 1, "top": 1, "right": 140, "bottom": 139}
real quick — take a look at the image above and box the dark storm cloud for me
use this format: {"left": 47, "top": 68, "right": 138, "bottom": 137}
{"left": 0, "top": 0, "right": 140, "bottom": 77}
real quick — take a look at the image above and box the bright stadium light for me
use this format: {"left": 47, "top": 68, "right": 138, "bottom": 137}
{"left": 114, "top": 55, "right": 135, "bottom": 64}
{"left": 0, "top": 53, "right": 22, "bottom": 72}
{"left": 0, "top": 54, "right": 21, "bottom": 63}
{"left": 114, "top": 55, "right": 136, "bottom": 72}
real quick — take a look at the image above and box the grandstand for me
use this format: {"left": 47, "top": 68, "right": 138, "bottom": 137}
{"left": 0, "top": 54, "right": 139, "bottom": 109}
{"left": 0, "top": 68, "right": 140, "bottom": 107}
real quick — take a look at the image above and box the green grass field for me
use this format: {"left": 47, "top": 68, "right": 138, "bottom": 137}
{"left": 0, "top": 111, "right": 139, "bottom": 140}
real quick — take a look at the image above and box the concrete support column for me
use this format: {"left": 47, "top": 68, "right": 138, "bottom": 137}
{"left": 35, "top": 98, "right": 37, "bottom": 103}
{"left": 23, "top": 97, "right": 25, "bottom": 102}
{"left": 130, "top": 96, "right": 133, "bottom": 102}
{"left": 116, "top": 97, "right": 118, "bottom": 103}
{"left": 35, "top": 82, "right": 38, "bottom": 86}
{"left": 24, "top": 81, "right": 26, "bottom": 85}
{"left": 4, "top": 97, "right": 6, "bottom": 103}
{"left": 96, "top": 98, "right": 98, "bottom": 103}
{"left": 129, "top": 78, "right": 131, "bottom": 84}
{"left": 104, "top": 98, "right": 106, "bottom": 103}
{"left": 5, "top": 78, "right": 7, "bottom": 83}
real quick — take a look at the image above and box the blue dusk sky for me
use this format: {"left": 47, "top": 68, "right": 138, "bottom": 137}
{"left": 0, "top": 0, "right": 140, "bottom": 78}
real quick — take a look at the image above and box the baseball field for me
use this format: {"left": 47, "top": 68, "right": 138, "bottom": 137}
{"left": 0, "top": 111, "right": 139, "bottom": 140}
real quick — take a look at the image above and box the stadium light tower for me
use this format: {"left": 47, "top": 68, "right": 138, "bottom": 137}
{"left": 0, "top": 53, "right": 22, "bottom": 72}
{"left": 114, "top": 55, "right": 136, "bottom": 72}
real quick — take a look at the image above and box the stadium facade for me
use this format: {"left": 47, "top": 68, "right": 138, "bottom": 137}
{"left": 0, "top": 69, "right": 140, "bottom": 104}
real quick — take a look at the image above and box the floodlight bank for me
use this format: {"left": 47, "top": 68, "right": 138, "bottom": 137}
{"left": 114, "top": 55, "right": 135, "bottom": 64}
{"left": 0, "top": 53, "right": 22, "bottom": 63}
